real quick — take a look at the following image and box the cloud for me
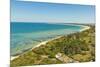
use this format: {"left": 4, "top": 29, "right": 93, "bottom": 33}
{"left": 18, "top": 0, "right": 95, "bottom": 5}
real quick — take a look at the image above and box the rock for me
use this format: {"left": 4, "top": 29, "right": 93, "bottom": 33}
{"left": 55, "top": 53, "right": 74, "bottom": 63}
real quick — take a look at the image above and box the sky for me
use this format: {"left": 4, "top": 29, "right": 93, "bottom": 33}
{"left": 11, "top": 0, "right": 95, "bottom": 23}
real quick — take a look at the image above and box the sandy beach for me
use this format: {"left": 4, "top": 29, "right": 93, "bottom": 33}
{"left": 11, "top": 25, "right": 90, "bottom": 61}
{"left": 80, "top": 25, "right": 90, "bottom": 32}
{"left": 32, "top": 25, "right": 90, "bottom": 49}
{"left": 10, "top": 36, "right": 62, "bottom": 60}
{"left": 11, "top": 56, "right": 19, "bottom": 60}
{"left": 31, "top": 36, "right": 63, "bottom": 50}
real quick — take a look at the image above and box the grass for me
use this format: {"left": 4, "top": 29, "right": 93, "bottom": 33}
{"left": 10, "top": 25, "right": 95, "bottom": 67}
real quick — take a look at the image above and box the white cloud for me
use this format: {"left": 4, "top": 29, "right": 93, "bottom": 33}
{"left": 18, "top": 0, "right": 95, "bottom": 5}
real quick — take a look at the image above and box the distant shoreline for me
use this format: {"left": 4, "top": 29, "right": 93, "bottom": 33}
{"left": 11, "top": 24, "right": 90, "bottom": 61}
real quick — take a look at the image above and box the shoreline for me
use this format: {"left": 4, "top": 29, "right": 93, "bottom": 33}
{"left": 80, "top": 25, "right": 90, "bottom": 32}
{"left": 11, "top": 25, "right": 90, "bottom": 61}
{"left": 31, "top": 36, "right": 62, "bottom": 49}
{"left": 11, "top": 56, "right": 19, "bottom": 60}
{"left": 32, "top": 25, "right": 90, "bottom": 49}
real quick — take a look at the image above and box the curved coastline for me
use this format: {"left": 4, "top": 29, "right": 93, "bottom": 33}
{"left": 11, "top": 24, "right": 90, "bottom": 61}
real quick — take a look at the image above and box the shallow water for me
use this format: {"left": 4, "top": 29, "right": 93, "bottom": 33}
{"left": 10, "top": 22, "right": 83, "bottom": 56}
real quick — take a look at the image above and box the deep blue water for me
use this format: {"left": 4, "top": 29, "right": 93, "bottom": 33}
{"left": 11, "top": 22, "right": 83, "bottom": 56}
{"left": 11, "top": 22, "right": 81, "bottom": 34}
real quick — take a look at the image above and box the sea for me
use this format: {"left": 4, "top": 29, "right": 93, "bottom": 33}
{"left": 10, "top": 22, "right": 83, "bottom": 56}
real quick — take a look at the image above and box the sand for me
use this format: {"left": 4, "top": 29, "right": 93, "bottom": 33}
{"left": 80, "top": 25, "right": 90, "bottom": 32}
{"left": 11, "top": 56, "right": 19, "bottom": 60}
{"left": 11, "top": 25, "right": 90, "bottom": 60}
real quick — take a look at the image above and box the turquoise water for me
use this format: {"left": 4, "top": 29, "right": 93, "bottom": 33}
{"left": 11, "top": 22, "right": 83, "bottom": 56}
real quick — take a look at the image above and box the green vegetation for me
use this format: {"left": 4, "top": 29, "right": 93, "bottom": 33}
{"left": 10, "top": 25, "right": 95, "bottom": 67}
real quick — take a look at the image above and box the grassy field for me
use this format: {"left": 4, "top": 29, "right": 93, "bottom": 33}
{"left": 10, "top": 25, "right": 95, "bottom": 67}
